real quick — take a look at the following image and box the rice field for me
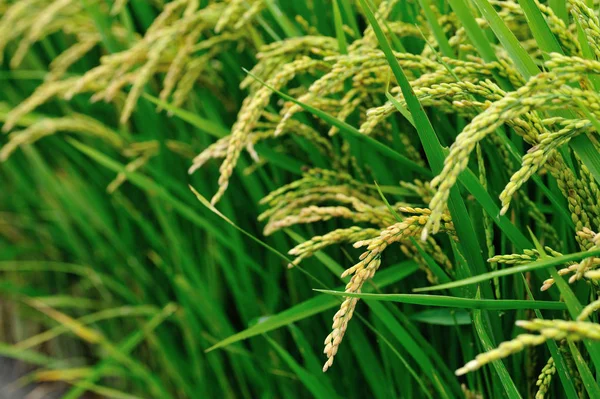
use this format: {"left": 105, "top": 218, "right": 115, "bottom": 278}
{"left": 2, "top": 0, "right": 600, "bottom": 398}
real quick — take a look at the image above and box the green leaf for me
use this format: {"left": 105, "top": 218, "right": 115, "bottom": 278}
{"left": 315, "top": 290, "right": 567, "bottom": 310}
{"left": 142, "top": 93, "right": 228, "bottom": 138}
{"left": 472, "top": 290, "right": 522, "bottom": 398}
{"left": 189, "top": 185, "right": 293, "bottom": 265}
{"left": 516, "top": 0, "right": 563, "bottom": 57}
{"left": 414, "top": 249, "right": 600, "bottom": 292}
{"left": 62, "top": 304, "right": 176, "bottom": 399}
{"left": 364, "top": 301, "right": 454, "bottom": 399}
{"left": 470, "top": 0, "right": 539, "bottom": 79}
{"left": 520, "top": 273, "right": 579, "bottom": 399}
{"left": 447, "top": 0, "right": 498, "bottom": 63}
{"left": 265, "top": 336, "right": 339, "bottom": 399}
{"left": 549, "top": 0, "right": 568, "bottom": 23}
{"left": 0, "top": 342, "right": 69, "bottom": 368}
{"left": 570, "top": 136, "right": 600, "bottom": 184}
{"left": 417, "top": 0, "right": 455, "bottom": 57}
{"left": 411, "top": 309, "right": 471, "bottom": 326}
{"left": 567, "top": 341, "right": 600, "bottom": 399}
{"left": 332, "top": 0, "right": 348, "bottom": 54}
{"left": 205, "top": 262, "right": 419, "bottom": 351}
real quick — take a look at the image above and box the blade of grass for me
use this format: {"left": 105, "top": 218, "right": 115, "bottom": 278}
{"left": 417, "top": 0, "right": 454, "bottom": 57}
{"left": 549, "top": 0, "right": 568, "bottom": 23}
{"left": 24, "top": 298, "right": 173, "bottom": 398}
{"left": 520, "top": 275, "right": 579, "bottom": 399}
{"left": 384, "top": 92, "right": 415, "bottom": 132}
{"left": 15, "top": 306, "right": 161, "bottom": 351}
{"left": 516, "top": 0, "right": 563, "bottom": 57}
{"left": 471, "top": 289, "right": 522, "bottom": 398}
{"left": 414, "top": 248, "right": 600, "bottom": 292}
{"left": 411, "top": 309, "right": 471, "bottom": 326}
{"left": 0, "top": 261, "right": 137, "bottom": 304}
{"left": 570, "top": 99, "right": 600, "bottom": 183}
{"left": 353, "top": 314, "right": 435, "bottom": 399}
{"left": 67, "top": 138, "right": 261, "bottom": 271}
{"left": 62, "top": 304, "right": 177, "bottom": 399}
{"left": 264, "top": 0, "right": 301, "bottom": 37}
{"left": 332, "top": 0, "right": 348, "bottom": 54}
{"left": 573, "top": 12, "right": 600, "bottom": 90}
{"left": 364, "top": 301, "right": 455, "bottom": 399}
{"left": 567, "top": 341, "right": 600, "bottom": 398}
{"left": 205, "top": 261, "right": 418, "bottom": 351}
{"left": 446, "top": 0, "right": 514, "bottom": 90}
{"left": 470, "top": 0, "right": 538, "bottom": 78}
{"left": 142, "top": 93, "right": 228, "bottom": 138}
{"left": 570, "top": 137, "right": 600, "bottom": 183}
{"left": 337, "top": 0, "right": 358, "bottom": 36}
{"left": 315, "top": 291, "right": 567, "bottom": 310}
{"left": 265, "top": 335, "right": 340, "bottom": 399}
{"left": 0, "top": 343, "right": 69, "bottom": 368}
{"left": 189, "top": 185, "right": 293, "bottom": 265}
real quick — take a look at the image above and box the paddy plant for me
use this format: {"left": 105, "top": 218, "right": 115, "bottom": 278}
{"left": 2, "top": 0, "right": 600, "bottom": 398}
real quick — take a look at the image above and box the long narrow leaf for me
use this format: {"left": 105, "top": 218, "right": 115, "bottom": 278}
{"left": 315, "top": 291, "right": 567, "bottom": 310}
{"left": 414, "top": 249, "right": 600, "bottom": 292}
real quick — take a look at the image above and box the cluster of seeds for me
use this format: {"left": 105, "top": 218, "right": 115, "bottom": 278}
{"left": 0, "top": 0, "right": 265, "bottom": 132}
{"left": 456, "top": 319, "right": 600, "bottom": 376}
{"left": 322, "top": 208, "right": 454, "bottom": 371}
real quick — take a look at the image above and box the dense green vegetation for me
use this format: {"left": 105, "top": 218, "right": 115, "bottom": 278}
{"left": 3, "top": 0, "right": 600, "bottom": 397}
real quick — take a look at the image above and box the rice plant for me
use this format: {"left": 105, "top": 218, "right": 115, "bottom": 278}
{"left": 2, "top": 0, "right": 600, "bottom": 398}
